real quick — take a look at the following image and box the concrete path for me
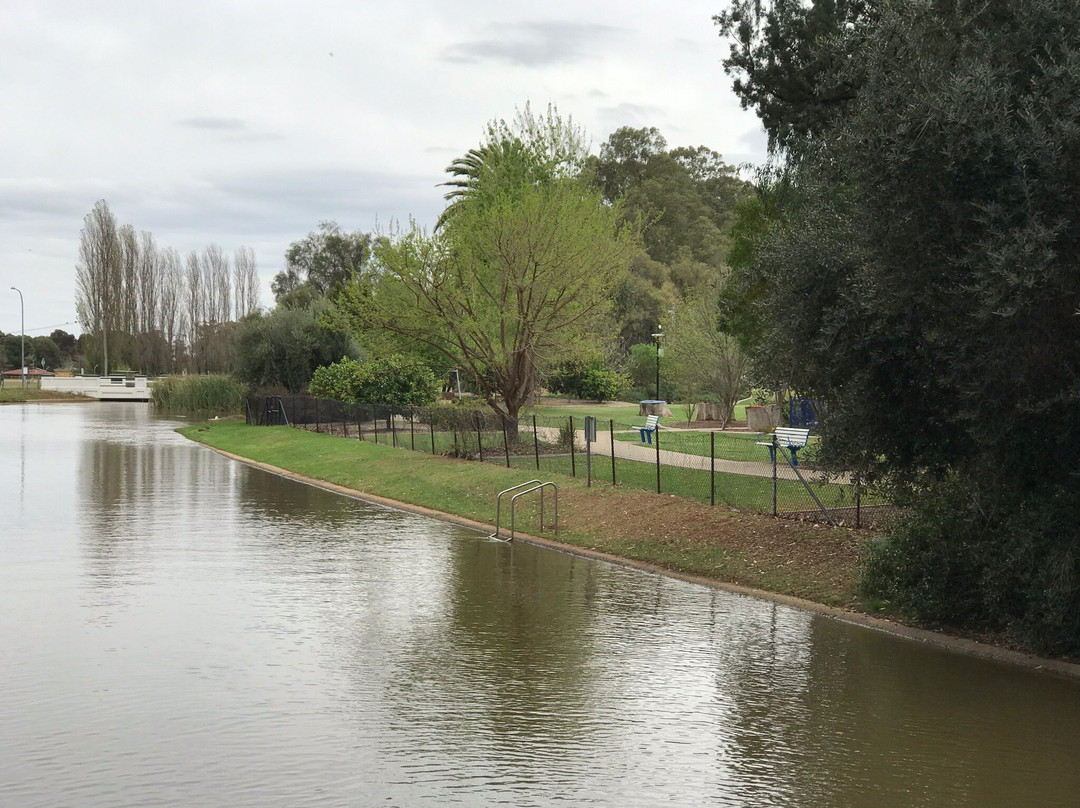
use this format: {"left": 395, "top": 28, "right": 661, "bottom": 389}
{"left": 533, "top": 426, "right": 840, "bottom": 483}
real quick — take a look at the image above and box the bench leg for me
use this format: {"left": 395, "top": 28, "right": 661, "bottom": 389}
{"left": 639, "top": 428, "right": 646, "bottom": 443}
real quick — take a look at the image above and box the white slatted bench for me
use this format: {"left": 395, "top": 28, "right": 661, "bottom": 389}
{"left": 757, "top": 426, "right": 811, "bottom": 466}
{"left": 638, "top": 414, "right": 660, "bottom": 444}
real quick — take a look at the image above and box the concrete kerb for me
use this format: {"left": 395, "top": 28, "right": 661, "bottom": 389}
{"left": 198, "top": 442, "right": 1080, "bottom": 682}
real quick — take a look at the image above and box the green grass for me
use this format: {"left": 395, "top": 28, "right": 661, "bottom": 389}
{"left": 614, "top": 429, "right": 768, "bottom": 461}
{"left": 522, "top": 400, "right": 643, "bottom": 421}
{"left": 506, "top": 451, "right": 864, "bottom": 514}
{"left": 343, "top": 419, "right": 866, "bottom": 514}
{"left": 523, "top": 396, "right": 756, "bottom": 426}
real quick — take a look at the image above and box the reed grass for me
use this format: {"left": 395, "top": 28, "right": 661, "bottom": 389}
{"left": 151, "top": 374, "right": 247, "bottom": 413}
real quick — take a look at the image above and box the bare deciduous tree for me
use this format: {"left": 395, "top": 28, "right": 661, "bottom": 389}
{"left": 185, "top": 250, "right": 204, "bottom": 372}
{"left": 75, "top": 200, "right": 121, "bottom": 374}
{"left": 233, "top": 246, "right": 260, "bottom": 319}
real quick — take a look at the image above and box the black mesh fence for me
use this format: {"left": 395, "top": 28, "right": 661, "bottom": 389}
{"left": 247, "top": 395, "right": 895, "bottom": 528}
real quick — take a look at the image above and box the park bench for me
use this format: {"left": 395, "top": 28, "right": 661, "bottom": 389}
{"left": 638, "top": 414, "right": 660, "bottom": 444}
{"left": 757, "top": 426, "right": 811, "bottom": 466}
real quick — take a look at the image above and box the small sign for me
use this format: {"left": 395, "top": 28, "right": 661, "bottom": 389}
{"left": 584, "top": 415, "right": 597, "bottom": 443}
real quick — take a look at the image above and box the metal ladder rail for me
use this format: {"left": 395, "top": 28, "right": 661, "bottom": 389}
{"left": 492, "top": 480, "right": 541, "bottom": 540}
{"left": 510, "top": 482, "right": 558, "bottom": 542}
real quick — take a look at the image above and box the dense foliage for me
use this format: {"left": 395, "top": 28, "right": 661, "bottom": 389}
{"left": 271, "top": 221, "right": 371, "bottom": 303}
{"left": 309, "top": 355, "right": 441, "bottom": 407}
{"left": 232, "top": 301, "right": 355, "bottom": 394}
{"left": 589, "top": 127, "right": 753, "bottom": 347}
{"left": 719, "top": 0, "right": 1080, "bottom": 651}
{"left": 546, "top": 358, "right": 629, "bottom": 402}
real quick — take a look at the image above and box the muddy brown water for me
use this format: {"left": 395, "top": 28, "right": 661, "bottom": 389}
{"left": 2, "top": 403, "right": 1077, "bottom": 807}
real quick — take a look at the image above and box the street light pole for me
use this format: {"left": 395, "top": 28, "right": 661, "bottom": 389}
{"left": 10, "top": 286, "right": 24, "bottom": 389}
{"left": 651, "top": 324, "right": 663, "bottom": 401}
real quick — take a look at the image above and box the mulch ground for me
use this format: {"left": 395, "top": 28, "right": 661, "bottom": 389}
{"left": 558, "top": 484, "right": 863, "bottom": 606}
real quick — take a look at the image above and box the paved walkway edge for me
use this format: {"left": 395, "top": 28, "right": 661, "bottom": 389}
{"left": 200, "top": 442, "right": 1080, "bottom": 681}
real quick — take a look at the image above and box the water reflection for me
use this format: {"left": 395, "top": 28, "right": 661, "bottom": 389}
{"left": 0, "top": 404, "right": 1078, "bottom": 808}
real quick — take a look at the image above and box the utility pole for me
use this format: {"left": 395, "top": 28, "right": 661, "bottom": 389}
{"left": 10, "top": 286, "right": 24, "bottom": 389}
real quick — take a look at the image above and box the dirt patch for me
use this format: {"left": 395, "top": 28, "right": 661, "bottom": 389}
{"left": 558, "top": 485, "right": 861, "bottom": 605}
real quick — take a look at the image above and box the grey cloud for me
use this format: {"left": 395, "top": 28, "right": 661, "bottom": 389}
{"left": 442, "top": 22, "right": 622, "bottom": 67}
{"left": 132, "top": 167, "right": 446, "bottom": 241}
{"left": 594, "top": 102, "right": 663, "bottom": 135}
{"left": 178, "top": 117, "right": 284, "bottom": 143}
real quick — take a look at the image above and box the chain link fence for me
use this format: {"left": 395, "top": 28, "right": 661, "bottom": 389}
{"left": 247, "top": 395, "right": 894, "bottom": 528}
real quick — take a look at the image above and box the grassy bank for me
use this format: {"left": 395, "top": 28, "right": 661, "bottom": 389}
{"left": 180, "top": 421, "right": 862, "bottom": 607}
{"left": 0, "top": 387, "right": 89, "bottom": 403}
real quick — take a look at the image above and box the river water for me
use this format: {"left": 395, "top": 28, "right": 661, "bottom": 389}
{"left": 1, "top": 403, "right": 1077, "bottom": 807}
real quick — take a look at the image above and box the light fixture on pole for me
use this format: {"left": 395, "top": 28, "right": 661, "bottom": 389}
{"left": 651, "top": 324, "right": 663, "bottom": 401}
{"left": 10, "top": 286, "right": 24, "bottom": 389}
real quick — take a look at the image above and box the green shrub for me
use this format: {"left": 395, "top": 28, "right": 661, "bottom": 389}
{"left": 151, "top": 374, "right": 246, "bottom": 413}
{"left": 309, "top": 357, "right": 367, "bottom": 402}
{"left": 548, "top": 357, "right": 629, "bottom": 401}
{"left": 309, "top": 354, "right": 440, "bottom": 406}
{"left": 579, "top": 367, "right": 629, "bottom": 402}
{"left": 860, "top": 474, "right": 1080, "bottom": 654}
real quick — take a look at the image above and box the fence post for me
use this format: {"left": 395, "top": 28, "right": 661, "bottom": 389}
{"left": 476, "top": 415, "right": 484, "bottom": 463}
{"left": 772, "top": 434, "right": 778, "bottom": 517}
{"left": 430, "top": 417, "right": 436, "bottom": 454}
{"left": 532, "top": 416, "right": 540, "bottom": 470}
{"left": 410, "top": 408, "right": 416, "bottom": 450}
{"left": 315, "top": 398, "right": 320, "bottom": 433}
{"left": 503, "top": 422, "right": 511, "bottom": 467}
{"left": 655, "top": 425, "right": 661, "bottom": 494}
{"left": 856, "top": 487, "right": 862, "bottom": 530}
{"left": 569, "top": 415, "right": 576, "bottom": 477}
{"left": 357, "top": 405, "right": 363, "bottom": 441}
{"left": 609, "top": 418, "right": 616, "bottom": 486}
{"left": 710, "top": 432, "right": 716, "bottom": 507}
{"left": 373, "top": 405, "right": 379, "bottom": 444}
{"left": 391, "top": 409, "right": 398, "bottom": 448}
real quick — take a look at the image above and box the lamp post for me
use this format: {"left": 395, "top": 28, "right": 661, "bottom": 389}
{"left": 10, "top": 286, "right": 24, "bottom": 389}
{"left": 651, "top": 324, "right": 663, "bottom": 401}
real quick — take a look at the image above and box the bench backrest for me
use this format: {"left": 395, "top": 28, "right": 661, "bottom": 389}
{"left": 773, "top": 427, "right": 810, "bottom": 448}
{"left": 645, "top": 415, "right": 660, "bottom": 429}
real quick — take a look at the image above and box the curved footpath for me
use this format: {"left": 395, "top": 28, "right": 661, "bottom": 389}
{"left": 201, "top": 441, "right": 1080, "bottom": 681}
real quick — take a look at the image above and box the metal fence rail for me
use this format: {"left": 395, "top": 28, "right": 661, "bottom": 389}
{"left": 246, "top": 395, "right": 894, "bottom": 528}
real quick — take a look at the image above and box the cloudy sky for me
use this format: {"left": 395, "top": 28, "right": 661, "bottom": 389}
{"left": 0, "top": 0, "right": 766, "bottom": 337}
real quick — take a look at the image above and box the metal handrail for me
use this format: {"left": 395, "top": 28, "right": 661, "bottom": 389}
{"left": 510, "top": 482, "right": 558, "bottom": 541}
{"left": 492, "top": 480, "right": 541, "bottom": 540}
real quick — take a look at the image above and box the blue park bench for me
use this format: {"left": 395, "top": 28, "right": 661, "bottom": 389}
{"left": 639, "top": 414, "right": 660, "bottom": 444}
{"left": 757, "top": 426, "right": 811, "bottom": 466}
